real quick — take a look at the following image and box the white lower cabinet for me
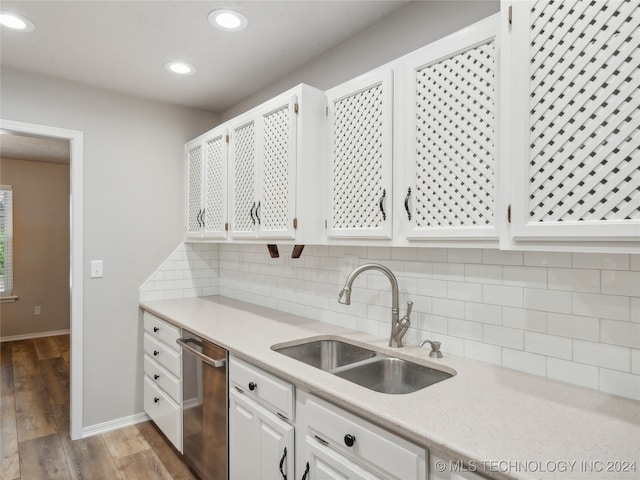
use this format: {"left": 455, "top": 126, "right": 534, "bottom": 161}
{"left": 296, "top": 390, "right": 427, "bottom": 480}
{"left": 142, "top": 312, "right": 182, "bottom": 452}
{"left": 229, "top": 389, "right": 294, "bottom": 480}
{"left": 229, "top": 355, "right": 295, "bottom": 480}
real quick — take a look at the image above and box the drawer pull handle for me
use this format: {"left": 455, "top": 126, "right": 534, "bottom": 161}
{"left": 405, "top": 187, "right": 412, "bottom": 221}
{"left": 344, "top": 434, "right": 356, "bottom": 447}
{"left": 153, "top": 350, "right": 159, "bottom": 357}
{"left": 154, "top": 397, "right": 160, "bottom": 403}
{"left": 279, "top": 447, "right": 287, "bottom": 480}
{"left": 153, "top": 326, "right": 159, "bottom": 333}
{"left": 301, "top": 462, "right": 309, "bottom": 480}
{"left": 248, "top": 381, "right": 257, "bottom": 391}
{"left": 153, "top": 374, "right": 160, "bottom": 380}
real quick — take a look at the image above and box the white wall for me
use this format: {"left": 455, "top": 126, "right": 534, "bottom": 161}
{"left": 0, "top": 67, "right": 219, "bottom": 427}
{"left": 221, "top": 0, "right": 499, "bottom": 121}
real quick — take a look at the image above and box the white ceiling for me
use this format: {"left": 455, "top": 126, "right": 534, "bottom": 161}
{"left": 0, "top": 133, "right": 70, "bottom": 164}
{"left": 0, "top": 0, "right": 411, "bottom": 113}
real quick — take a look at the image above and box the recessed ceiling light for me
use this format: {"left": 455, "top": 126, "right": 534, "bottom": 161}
{"left": 0, "top": 12, "right": 35, "bottom": 32}
{"left": 208, "top": 9, "right": 248, "bottom": 31}
{"left": 165, "top": 62, "right": 196, "bottom": 75}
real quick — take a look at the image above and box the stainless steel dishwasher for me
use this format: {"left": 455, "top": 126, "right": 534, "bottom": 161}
{"left": 177, "top": 331, "right": 228, "bottom": 480}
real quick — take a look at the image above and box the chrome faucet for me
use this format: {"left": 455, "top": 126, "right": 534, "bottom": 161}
{"left": 338, "top": 263, "right": 412, "bottom": 347}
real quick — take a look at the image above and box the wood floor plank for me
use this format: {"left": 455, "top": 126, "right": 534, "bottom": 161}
{"left": 10, "top": 340, "right": 35, "bottom": 355}
{"left": 14, "top": 374, "right": 58, "bottom": 443}
{"left": 0, "top": 342, "right": 12, "bottom": 366}
{"left": 115, "top": 449, "right": 173, "bottom": 480}
{"left": 11, "top": 350, "right": 40, "bottom": 380}
{"left": 39, "top": 358, "right": 70, "bottom": 407}
{"left": 53, "top": 335, "right": 71, "bottom": 365}
{"left": 19, "top": 433, "right": 72, "bottom": 480}
{"left": 102, "top": 425, "right": 151, "bottom": 460}
{"left": 62, "top": 433, "right": 124, "bottom": 480}
{"left": 34, "top": 337, "right": 62, "bottom": 360}
{"left": 0, "top": 394, "right": 20, "bottom": 480}
{"left": 137, "top": 422, "right": 196, "bottom": 480}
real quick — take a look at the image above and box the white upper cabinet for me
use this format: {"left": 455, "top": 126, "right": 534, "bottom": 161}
{"left": 398, "top": 15, "right": 501, "bottom": 244}
{"left": 186, "top": 126, "right": 229, "bottom": 239}
{"left": 503, "top": 0, "right": 640, "bottom": 251}
{"left": 326, "top": 70, "right": 394, "bottom": 239}
{"left": 228, "top": 85, "right": 326, "bottom": 242}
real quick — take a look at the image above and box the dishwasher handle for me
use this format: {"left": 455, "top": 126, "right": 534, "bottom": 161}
{"left": 176, "top": 337, "right": 226, "bottom": 368}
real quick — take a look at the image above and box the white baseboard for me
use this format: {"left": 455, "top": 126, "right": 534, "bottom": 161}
{"left": 81, "top": 412, "right": 150, "bottom": 439}
{"left": 1, "top": 329, "right": 70, "bottom": 342}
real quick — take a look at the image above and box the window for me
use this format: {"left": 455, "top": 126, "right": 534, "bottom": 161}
{"left": 0, "top": 186, "right": 13, "bottom": 297}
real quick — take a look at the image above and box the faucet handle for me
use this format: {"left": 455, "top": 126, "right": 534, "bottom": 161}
{"left": 404, "top": 301, "right": 413, "bottom": 318}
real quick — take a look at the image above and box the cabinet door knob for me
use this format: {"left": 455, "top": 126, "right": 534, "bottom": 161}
{"left": 153, "top": 350, "right": 159, "bottom": 356}
{"left": 154, "top": 397, "right": 160, "bottom": 403}
{"left": 154, "top": 374, "right": 160, "bottom": 380}
{"left": 248, "top": 381, "right": 257, "bottom": 391}
{"left": 153, "top": 327, "right": 159, "bottom": 333}
{"left": 344, "top": 434, "right": 356, "bottom": 447}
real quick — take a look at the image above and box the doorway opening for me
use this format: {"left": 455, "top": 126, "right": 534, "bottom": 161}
{"left": 0, "top": 119, "right": 83, "bottom": 440}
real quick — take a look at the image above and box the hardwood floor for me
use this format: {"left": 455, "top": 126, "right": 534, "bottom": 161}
{"left": 0, "top": 335, "right": 196, "bottom": 480}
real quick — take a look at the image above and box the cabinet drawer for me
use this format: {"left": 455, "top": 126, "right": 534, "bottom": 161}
{"left": 144, "top": 354, "right": 181, "bottom": 403}
{"left": 144, "top": 376, "right": 182, "bottom": 452}
{"left": 144, "top": 332, "right": 181, "bottom": 377}
{"left": 229, "top": 356, "right": 294, "bottom": 420}
{"left": 143, "top": 312, "right": 181, "bottom": 352}
{"left": 302, "top": 392, "right": 426, "bottom": 480}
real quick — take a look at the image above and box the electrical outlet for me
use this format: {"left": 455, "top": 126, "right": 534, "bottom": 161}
{"left": 34, "top": 306, "right": 42, "bottom": 316}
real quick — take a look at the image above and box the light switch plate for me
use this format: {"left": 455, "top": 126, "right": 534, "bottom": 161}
{"left": 90, "top": 260, "right": 103, "bottom": 278}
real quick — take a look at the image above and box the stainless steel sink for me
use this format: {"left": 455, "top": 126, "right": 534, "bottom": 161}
{"left": 274, "top": 339, "right": 376, "bottom": 371}
{"left": 273, "top": 338, "right": 453, "bottom": 394}
{"left": 334, "top": 357, "right": 452, "bottom": 394}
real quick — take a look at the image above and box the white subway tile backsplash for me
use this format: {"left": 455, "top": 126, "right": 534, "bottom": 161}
{"left": 573, "top": 292, "right": 629, "bottom": 321}
{"left": 548, "top": 268, "right": 600, "bottom": 293}
{"left": 141, "top": 243, "right": 640, "bottom": 400}
{"left": 599, "top": 369, "right": 640, "bottom": 401}
{"left": 503, "top": 266, "right": 547, "bottom": 288}
{"left": 465, "top": 302, "right": 502, "bottom": 325}
{"left": 601, "top": 270, "right": 640, "bottom": 297}
{"left": 524, "top": 251, "right": 572, "bottom": 268}
{"left": 448, "top": 318, "right": 483, "bottom": 341}
{"left": 547, "top": 358, "right": 599, "bottom": 390}
{"left": 433, "top": 263, "right": 465, "bottom": 281}
{"left": 447, "top": 248, "right": 482, "bottom": 264}
{"left": 502, "top": 307, "right": 547, "bottom": 333}
{"left": 572, "top": 253, "right": 630, "bottom": 270}
{"left": 464, "top": 340, "right": 501, "bottom": 365}
{"left": 524, "top": 288, "right": 572, "bottom": 314}
{"left": 547, "top": 313, "right": 600, "bottom": 342}
{"left": 601, "top": 320, "right": 640, "bottom": 349}
{"left": 632, "top": 349, "right": 640, "bottom": 375}
{"left": 525, "top": 332, "right": 572, "bottom": 360}
{"left": 502, "top": 349, "right": 546, "bottom": 376}
{"left": 482, "top": 249, "right": 523, "bottom": 266}
{"left": 465, "top": 264, "right": 502, "bottom": 285}
{"left": 573, "top": 340, "right": 630, "bottom": 372}
{"left": 447, "top": 281, "right": 483, "bottom": 302}
{"left": 483, "top": 325, "right": 524, "bottom": 349}
{"left": 483, "top": 285, "right": 523, "bottom": 308}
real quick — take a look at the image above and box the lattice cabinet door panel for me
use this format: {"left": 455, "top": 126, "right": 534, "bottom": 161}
{"left": 229, "top": 116, "right": 259, "bottom": 238}
{"left": 185, "top": 139, "right": 204, "bottom": 238}
{"left": 326, "top": 69, "right": 393, "bottom": 239}
{"left": 256, "top": 95, "right": 297, "bottom": 239}
{"left": 400, "top": 15, "right": 500, "bottom": 242}
{"left": 507, "top": 0, "right": 640, "bottom": 245}
{"left": 203, "top": 127, "right": 228, "bottom": 239}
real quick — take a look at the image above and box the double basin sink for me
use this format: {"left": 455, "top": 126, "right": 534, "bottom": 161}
{"left": 273, "top": 338, "right": 453, "bottom": 394}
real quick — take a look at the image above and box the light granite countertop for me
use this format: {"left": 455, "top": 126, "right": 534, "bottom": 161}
{"left": 140, "top": 296, "right": 640, "bottom": 480}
